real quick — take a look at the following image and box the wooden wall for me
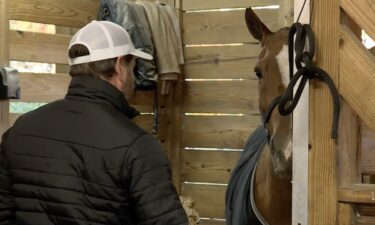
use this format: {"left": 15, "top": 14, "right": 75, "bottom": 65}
{"left": 8, "top": 0, "right": 160, "bottom": 133}
{"left": 180, "top": 1, "right": 280, "bottom": 224}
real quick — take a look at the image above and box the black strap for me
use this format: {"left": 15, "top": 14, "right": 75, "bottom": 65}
{"left": 263, "top": 23, "right": 340, "bottom": 139}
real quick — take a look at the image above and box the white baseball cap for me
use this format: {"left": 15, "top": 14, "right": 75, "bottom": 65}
{"left": 68, "top": 20, "right": 153, "bottom": 65}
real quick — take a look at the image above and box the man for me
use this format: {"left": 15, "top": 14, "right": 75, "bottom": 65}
{"left": 0, "top": 20, "right": 188, "bottom": 225}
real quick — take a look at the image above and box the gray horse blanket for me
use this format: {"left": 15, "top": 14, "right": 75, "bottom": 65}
{"left": 225, "top": 126, "right": 268, "bottom": 225}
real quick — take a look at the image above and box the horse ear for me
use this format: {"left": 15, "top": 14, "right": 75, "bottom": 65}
{"left": 245, "top": 7, "right": 272, "bottom": 42}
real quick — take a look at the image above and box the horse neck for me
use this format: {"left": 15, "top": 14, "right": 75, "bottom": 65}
{"left": 254, "top": 144, "right": 292, "bottom": 225}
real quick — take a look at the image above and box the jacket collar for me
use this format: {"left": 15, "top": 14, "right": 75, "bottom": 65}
{"left": 65, "top": 76, "right": 140, "bottom": 119}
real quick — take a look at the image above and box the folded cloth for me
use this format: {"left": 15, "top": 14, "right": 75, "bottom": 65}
{"left": 136, "top": 1, "right": 184, "bottom": 75}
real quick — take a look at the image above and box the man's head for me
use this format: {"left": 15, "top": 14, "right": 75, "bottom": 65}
{"left": 68, "top": 20, "right": 153, "bottom": 100}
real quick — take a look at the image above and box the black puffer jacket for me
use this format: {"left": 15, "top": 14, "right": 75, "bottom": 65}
{"left": 0, "top": 76, "right": 188, "bottom": 225}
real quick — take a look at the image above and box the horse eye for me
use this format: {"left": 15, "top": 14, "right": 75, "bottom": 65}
{"left": 254, "top": 68, "right": 262, "bottom": 79}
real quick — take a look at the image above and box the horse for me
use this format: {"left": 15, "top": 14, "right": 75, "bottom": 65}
{"left": 226, "top": 8, "right": 293, "bottom": 225}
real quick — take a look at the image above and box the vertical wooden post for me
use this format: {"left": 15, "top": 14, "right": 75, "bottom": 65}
{"left": 309, "top": 0, "right": 340, "bottom": 224}
{"left": 0, "top": 0, "right": 10, "bottom": 135}
{"left": 170, "top": 0, "right": 183, "bottom": 194}
{"left": 337, "top": 12, "right": 362, "bottom": 225}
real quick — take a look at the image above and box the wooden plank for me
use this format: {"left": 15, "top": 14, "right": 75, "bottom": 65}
{"left": 356, "top": 216, "right": 375, "bottom": 225}
{"left": 182, "top": 115, "right": 260, "bottom": 149}
{"left": 183, "top": 0, "right": 279, "bottom": 11}
{"left": 184, "top": 80, "right": 259, "bottom": 114}
{"left": 183, "top": 9, "right": 280, "bottom": 44}
{"left": 9, "top": 0, "right": 99, "bottom": 28}
{"left": 339, "top": 25, "right": 375, "bottom": 132}
{"left": 338, "top": 184, "right": 375, "bottom": 204}
{"left": 361, "top": 122, "right": 375, "bottom": 174}
{"left": 15, "top": 73, "right": 70, "bottom": 103}
{"left": 16, "top": 73, "right": 153, "bottom": 112}
{"left": 356, "top": 205, "right": 375, "bottom": 217}
{"left": 0, "top": 0, "right": 10, "bottom": 135}
{"left": 9, "top": 30, "right": 70, "bottom": 64}
{"left": 337, "top": 101, "right": 361, "bottom": 225}
{"left": 184, "top": 44, "right": 260, "bottom": 79}
{"left": 341, "top": 0, "right": 375, "bottom": 42}
{"left": 182, "top": 150, "right": 241, "bottom": 183}
{"left": 181, "top": 183, "right": 226, "bottom": 219}
{"left": 309, "top": 0, "right": 339, "bottom": 224}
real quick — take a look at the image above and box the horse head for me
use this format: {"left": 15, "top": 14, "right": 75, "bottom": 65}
{"left": 245, "top": 8, "right": 292, "bottom": 177}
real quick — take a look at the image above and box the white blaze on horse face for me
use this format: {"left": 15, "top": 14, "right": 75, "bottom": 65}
{"left": 275, "top": 45, "right": 290, "bottom": 88}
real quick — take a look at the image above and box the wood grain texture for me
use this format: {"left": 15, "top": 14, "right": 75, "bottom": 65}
{"left": 181, "top": 183, "right": 226, "bottom": 219}
{"left": 341, "top": 0, "right": 375, "bottom": 41}
{"left": 183, "top": 8, "right": 280, "bottom": 44}
{"left": 184, "top": 80, "right": 259, "bottom": 114}
{"left": 9, "top": 30, "right": 70, "bottom": 64}
{"left": 337, "top": 99, "right": 361, "bottom": 222}
{"left": 339, "top": 25, "right": 375, "bottom": 132}
{"left": 338, "top": 184, "right": 375, "bottom": 204}
{"left": 16, "top": 73, "right": 70, "bottom": 103}
{"left": 182, "top": 115, "right": 261, "bottom": 149}
{"left": 9, "top": 0, "right": 99, "bottom": 28}
{"left": 337, "top": 101, "right": 361, "bottom": 225}
{"left": 182, "top": 150, "right": 241, "bottom": 183}
{"left": 183, "top": 0, "right": 279, "bottom": 11}
{"left": 356, "top": 216, "right": 375, "bottom": 225}
{"left": 309, "top": 0, "right": 339, "bottom": 224}
{"left": 361, "top": 123, "right": 375, "bottom": 174}
{"left": 184, "top": 44, "right": 260, "bottom": 79}
{"left": 0, "top": 0, "right": 10, "bottom": 134}
{"left": 16, "top": 73, "right": 153, "bottom": 112}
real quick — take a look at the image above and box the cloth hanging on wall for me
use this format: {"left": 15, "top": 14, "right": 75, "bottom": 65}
{"left": 99, "top": 0, "right": 157, "bottom": 90}
{"left": 136, "top": 0, "right": 184, "bottom": 77}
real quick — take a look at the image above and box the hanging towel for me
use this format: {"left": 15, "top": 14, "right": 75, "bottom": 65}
{"left": 136, "top": 1, "right": 184, "bottom": 76}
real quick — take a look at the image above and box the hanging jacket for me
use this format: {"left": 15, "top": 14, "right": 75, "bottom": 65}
{"left": 99, "top": 0, "right": 157, "bottom": 90}
{"left": 0, "top": 76, "right": 188, "bottom": 225}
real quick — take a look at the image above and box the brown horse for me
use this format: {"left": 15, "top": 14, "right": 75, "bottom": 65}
{"left": 245, "top": 8, "right": 292, "bottom": 225}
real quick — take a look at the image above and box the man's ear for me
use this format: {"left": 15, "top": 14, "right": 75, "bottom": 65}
{"left": 115, "top": 56, "right": 124, "bottom": 75}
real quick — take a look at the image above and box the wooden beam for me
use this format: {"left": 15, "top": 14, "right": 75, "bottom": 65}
{"left": 361, "top": 123, "right": 375, "bottom": 174}
{"left": 9, "top": 0, "right": 99, "bottom": 28}
{"left": 184, "top": 80, "right": 259, "bottom": 114}
{"left": 183, "top": 0, "right": 279, "bottom": 11}
{"left": 341, "top": 0, "right": 375, "bottom": 41}
{"left": 182, "top": 115, "right": 260, "bottom": 149}
{"left": 357, "top": 216, "right": 375, "bottom": 225}
{"left": 9, "top": 31, "right": 70, "bottom": 64}
{"left": 181, "top": 183, "right": 226, "bottom": 219}
{"left": 309, "top": 0, "right": 339, "bottom": 224}
{"left": 338, "top": 184, "right": 375, "bottom": 204}
{"left": 183, "top": 8, "right": 279, "bottom": 45}
{"left": 182, "top": 150, "right": 241, "bottom": 183}
{"left": 0, "top": 0, "right": 10, "bottom": 134}
{"left": 184, "top": 44, "right": 260, "bottom": 79}
{"left": 339, "top": 25, "right": 375, "bottom": 131}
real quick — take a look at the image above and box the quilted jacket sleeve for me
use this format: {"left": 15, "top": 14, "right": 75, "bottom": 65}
{"left": 0, "top": 129, "right": 15, "bottom": 224}
{"left": 125, "top": 134, "right": 188, "bottom": 225}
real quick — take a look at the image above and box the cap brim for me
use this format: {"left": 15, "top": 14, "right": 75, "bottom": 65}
{"left": 130, "top": 49, "right": 153, "bottom": 60}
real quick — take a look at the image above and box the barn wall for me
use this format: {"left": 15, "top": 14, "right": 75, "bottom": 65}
{"left": 180, "top": 1, "right": 281, "bottom": 223}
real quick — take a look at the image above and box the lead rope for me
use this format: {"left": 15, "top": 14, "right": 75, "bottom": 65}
{"left": 277, "top": 23, "right": 340, "bottom": 139}
{"left": 263, "top": 23, "right": 340, "bottom": 139}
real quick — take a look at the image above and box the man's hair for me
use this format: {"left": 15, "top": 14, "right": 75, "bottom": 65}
{"left": 69, "top": 44, "right": 134, "bottom": 79}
